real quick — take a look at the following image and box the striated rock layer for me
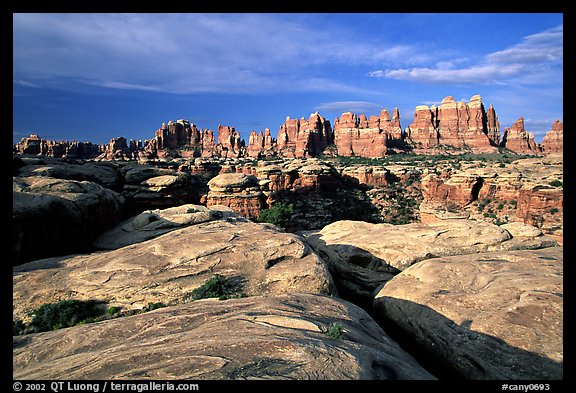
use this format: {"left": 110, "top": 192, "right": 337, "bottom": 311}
{"left": 541, "top": 120, "right": 563, "bottom": 155}
{"left": 405, "top": 95, "right": 499, "bottom": 153}
{"left": 332, "top": 108, "right": 405, "bottom": 157}
{"left": 500, "top": 117, "right": 542, "bottom": 155}
{"left": 13, "top": 293, "right": 435, "bottom": 380}
{"left": 13, "top": 216, "right": 336, "bottom": 321}
{"left": 276, "top": 112, "right": 333, "bottom": 158}
{"left": 374, "top": 247, "right": 563, "bottom": 380}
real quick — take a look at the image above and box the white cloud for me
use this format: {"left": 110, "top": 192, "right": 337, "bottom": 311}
{"left": 369, "top": 63, "right": 524, "bottom": 84}
{"left": 13, "top": 13, "right": 416, "bottom": 95}
{"left": 369, "top": 24, "right": 563, "bottom": 86}
{"left": 314, "top": 101, "right": 383, "bottom": 114}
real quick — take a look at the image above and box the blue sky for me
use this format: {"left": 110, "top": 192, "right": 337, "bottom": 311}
{"left": 13, "top": 13, "right": 563, "bottom": 145}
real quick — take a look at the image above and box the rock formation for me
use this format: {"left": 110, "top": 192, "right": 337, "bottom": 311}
{"left": 404, "top": 105, "right": 439, "bottom": 149}
{"left": 541, "top": 120, "right": 563, "bottom": 155}
{"left": 516, "top": 184, "right": 563, "bottom": 241}
{"left": 206, "top": 173, "right": 265, "bottom": 219}
{"left": 405, "top": 95, "right": 499, "bottom": 153}
{"left": 13, "top": 293, "right": 435, "bottom": 380}
{"left": 332, "top": 108, "right": 404, "bottom": 157}
{"left": 143, "top": 120, "right": 246, "bottom": 159}
{"left": 14, "top": 93, "right": 560, "bottom": 160}
{"left": 119, "top": 163, "right": 203, "bottom": 216}
{"left": 373, "top": 246, "right": 563, "bottom": 379}
{"left": 13, "top": 176, "right": 125, "bottom": 265}
{"left": 93, "top": 204, "right": 235, "bottom": 250}
{"left": 276, "top": 112, "right": 333, "bottom": 158}
{"left": 301, "top": 219, "right": 556, "bottom": 306}
{"left": 246, "top": 128, "right": 276, "bottom": 158}
{"left": 14, "top": 134, "right": 102, "bottom": 159}
{"left": 500, "top": 117, "right": 542, "bottom": 155}
{"left": 13, "top": 217, "right": 336, "bottom": 321}
{"left": 98, "top": 137, "right": 142, "bottom": 160}
{"left": 418, "top": 157, "right": 563, "bottom": 244}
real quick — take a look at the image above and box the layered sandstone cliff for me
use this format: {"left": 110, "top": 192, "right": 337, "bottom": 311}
{"left": 541, "top": 120, "right": 563, "bottom": 155}
{"left": 14, "top": 134, "right": 102, "bottom": 159}
{"left": 14, "top": 95, "right": 560, "bottom": 160}
{"left": 276, "top": 112, "right": 333, "bottom": 158}
{"left": 332, "top": 108, "right": 404, "bottom": 157}
{"left": 500, "top": 117, "right": 542, "bottom": 155}
{"left": 405, "top": 95, "right": 499, "bottom": 153}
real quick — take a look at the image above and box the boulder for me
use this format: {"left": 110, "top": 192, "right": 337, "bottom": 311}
{"left": 13, "top": 219, "right": 336, "bottom": 321}
{"left": 93, "top": 204, "right": 237, "bottom": 250}
{"left": 13, "top": 293, "right": 435, "bottom": 380}
{"left": 301, "top": 219, "right": 556, "bottom": 306}
{"left": 16, "top": 159, "right": 120, "bottom": 190}
{"left": 120, "top": 164, "right": 202, "bottom": 215}
{"left": 13, "top": 176, "right": 125, "bottom": 265}
{"left": 373, "top": 247, "right": 563, "bottom": 379}
{"left": 206, "top": 173, "right": 265, "bottom": 219}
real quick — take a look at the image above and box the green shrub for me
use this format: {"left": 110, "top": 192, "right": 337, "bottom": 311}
{"left": 550, "top": 208, "right": 559, "bottom": 215}
{"left": 142, "top": 302, "right": 166, "bottom": 312}
{"left": 257, "top": 202, "right": 294, "bottom": 227}
{"left": 107, "top": 306, "right": 121, "bottom": 316}
{"left": 510, "top": 200, "right": 517, "bottom": 207}
{"left": 325, "top": 322, "right": 343, "bottom": 340}
{"left": 549, "top": 180, "right": 563, "bottom": 188}
{"left": 190, "top": 274, "right": 238, "bottom": 300}
{"left": 26, "top": 300, "right": 105, "bottom": 333}
{"left": 497, "top": 203, "right": 505, "bottom": 210}
{"left": 13, "top": 320, "right": 26, "bottom": 336}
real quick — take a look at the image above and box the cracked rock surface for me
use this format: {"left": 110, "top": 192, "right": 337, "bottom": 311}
{"left": 13, "top": 293, "right": 435, "bottom": 380}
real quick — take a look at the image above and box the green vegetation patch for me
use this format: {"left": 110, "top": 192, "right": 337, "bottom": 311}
{"left": 257, "top": 202, "right": 294, "bottom": 228}
{"left": 549, "top": 180, "right": 563, "bottom": 188}
{"left": 189, "top": 274, "right": 241, "bottom": 301}
{"left": 324, "top": 322, "right": 344, "bottom": 340}
{"left": 19, "top": 299, "right": 107, "bottom": 334}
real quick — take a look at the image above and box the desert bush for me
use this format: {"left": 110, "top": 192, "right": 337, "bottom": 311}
{"left": 190, "top": 274, "right": 239, "bottom": 301}
{"left": 257, "top": 202, "right": 294, "bottom": 227}
{"left": 142, "top": 302, "right": 166, "bottom": 312}
{"left": 26, "top": 300, "right": 106, "bottom": 333}
{"left": 549, "top": 180, "right": 563, "bottom": 188}
{"left": 324, "top": 322, "right": 343, "bottom": 340}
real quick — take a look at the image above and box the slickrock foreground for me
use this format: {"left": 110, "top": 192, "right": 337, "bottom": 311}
{"left": 13, "top": 293, "right": 435, "bottom": 380}
{"left": 374, "top": 247, "right": 563, "bottom": 380}
{"left": 13, "top": 213, "right": 335, "bottom": 322}
{"left": 301, "top": 219, "right": 556, "bottom": 305}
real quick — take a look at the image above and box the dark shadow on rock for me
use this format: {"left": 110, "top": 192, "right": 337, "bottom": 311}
{"left": 300, "top": 233, "right": 398, "bottom": 312}
{"left": 277, "top": 188, "right": 382, "bottom": 233}
{"left": 373, "top": 296, "right": 563, "bottom": 380}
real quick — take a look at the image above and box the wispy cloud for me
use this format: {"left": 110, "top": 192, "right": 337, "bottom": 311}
{"left": 314, "top": 101, "right": 383, "bottom": 114}
{"left": 368, "top": 25, "right": 563, "bottom": 86}
{"left": 13, "top": 13, "right": 415, "bottom": 96}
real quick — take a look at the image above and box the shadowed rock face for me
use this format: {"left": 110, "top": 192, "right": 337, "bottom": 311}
{"left": 13, "top": 218, "right": 336, "bottom": 322}
{"left": 301, "top": 219, "right": 556, "bottom": 306}
{"left": 13, "top": 293, "right": 436, "bottom": 380}
{"left": 13, "top": 176, "right": 125, "bottom": 265}
{"left": 373, "top": 247, "right": 563, "bottom": 380}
